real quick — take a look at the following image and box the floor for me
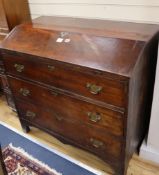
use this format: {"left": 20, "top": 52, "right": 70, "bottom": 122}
{"left": 0, "top": 96, "right": 159, "bottom": 175}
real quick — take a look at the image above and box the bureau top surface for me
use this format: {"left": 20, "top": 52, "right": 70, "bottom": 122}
{"left": 0, "top": 16, "right": 158, "bottom": 78}
{"left": 33, "top": 16, "right": 159, "bottom": 42}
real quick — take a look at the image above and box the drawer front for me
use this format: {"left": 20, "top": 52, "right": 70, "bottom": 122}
{"left": 4, "top": 54, "right": 126, "bottom": 108}
{"left": 8, "top": 77, "right": 124, "bottom": 137}
{"left": 16, "top": 100, "right": 123, "bottom": 161}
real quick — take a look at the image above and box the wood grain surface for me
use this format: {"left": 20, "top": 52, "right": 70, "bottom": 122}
{"left": 0, "top": 96, "right": 159, "bottom": 175}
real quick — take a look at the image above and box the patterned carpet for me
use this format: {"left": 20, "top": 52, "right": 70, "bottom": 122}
{"left": 0, "top": 123, "right": 96, "bottom": 175}
{"left": 3, "top": 144, "right": 61, "bottom": 175}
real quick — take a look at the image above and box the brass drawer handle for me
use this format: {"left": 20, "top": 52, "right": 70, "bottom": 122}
{"left": 14, "top": 64, "right": 24, "bottom": 72}
{"left": 26, "top": 110, "right": 36, "bottom": 120}
{"left": 90, "top": 138, "right": 104, "bottom": 148}
{"left": 48, "top": 65, "right": 55, "bottom": 71}
{"left": 19, "top": 88, "right": 30, "bottom": 96}
{"left": 87, "top": 112, "right": 101, "bottom": 123}
{"left": 86, "top": 83, "right": 103, "bottom": 95}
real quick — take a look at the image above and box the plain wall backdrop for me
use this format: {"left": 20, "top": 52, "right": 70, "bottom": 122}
{"left": 28, "top": 0, "right": 159, "bottom": 24}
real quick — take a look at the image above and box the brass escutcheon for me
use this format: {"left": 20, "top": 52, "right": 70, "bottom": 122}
{"left": 14, "top": 64, "right": 24, "bottom": 72}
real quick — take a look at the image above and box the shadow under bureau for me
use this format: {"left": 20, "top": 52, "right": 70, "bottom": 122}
{"left": 0, "top": 16, "right": 159, "bottom": 175}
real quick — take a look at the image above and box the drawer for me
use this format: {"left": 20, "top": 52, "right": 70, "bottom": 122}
{"left": 3, "top": 54, "right": 126, "bottom": 108}
{"left": 8, "top": 76, "right": 124, "bottom": 137}
{"left": 16, "top": 100, "right": 123, "bottom": 161}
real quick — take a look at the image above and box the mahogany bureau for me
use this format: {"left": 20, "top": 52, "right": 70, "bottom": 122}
{"left": 0, "top": 16, "right": 159, "bottom": 175}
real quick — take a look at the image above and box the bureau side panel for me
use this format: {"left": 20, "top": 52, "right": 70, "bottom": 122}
{"left": 125, "top": 33, "right": 159, "bottom": 173}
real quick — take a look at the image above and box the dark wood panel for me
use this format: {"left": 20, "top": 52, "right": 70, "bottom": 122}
{"left": 0, "top": 78, "right": 2, "bottom": 92}
{"left": 4, "top": 91, "right": 16, "bottom": 110}
{"left": 1, "top": 24, "right": 145, "bottom": 78}
{"left": 123, "top": 32, "right": 159, "bottom": 173}
{"left": 2, "top": 0, "right": 31, "bottom": 30}
{"left": 0, "top": 65, "right": 16, "bottom": 110}
{"left": 0, "top": 0, "right": 31, "bottom": 39}
{"left": 0, "top": 75, "right": 9, "bottom": 91}
{"left": 8, "top": 76, "right": 124, "bottom": 137}
{"left": 4, "top": 53, "right": 126, "bottom": 108}
{"left": 0, "top": 0, "right": 31, "bottom": 107}
{"left": 16, "top": 99, "right": 123, "bottom": 162}
{"left": 0, "top": 0, "right": 8, "bottom": 29}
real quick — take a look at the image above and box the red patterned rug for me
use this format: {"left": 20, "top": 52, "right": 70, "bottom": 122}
{"left": 2, "top": 144, "right": 62, "bottom": 175}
